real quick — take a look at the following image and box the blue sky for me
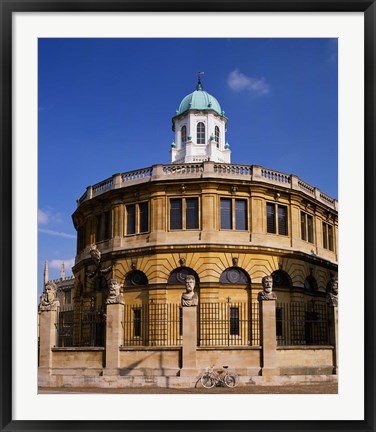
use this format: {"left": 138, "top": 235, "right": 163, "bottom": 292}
{"left": 38, "top": 38, "right": 338, "bottom": 293}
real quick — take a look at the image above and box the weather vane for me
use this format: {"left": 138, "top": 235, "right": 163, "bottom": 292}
{"left": 197, "top": 71, "right": 204, "bottom": 89}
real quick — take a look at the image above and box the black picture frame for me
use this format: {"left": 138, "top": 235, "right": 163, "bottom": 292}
{"left": 1, "top": 1, "right": 375, "bottom": 431}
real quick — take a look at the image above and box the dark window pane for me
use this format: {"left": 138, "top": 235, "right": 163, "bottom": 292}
{"left": 170, "top": 199, "right": 182, "bottom": 230}
{"left": 127, "top": 205, "right": 136, "bottom": 235}
{"left": 181, "top": 125, "right": 187, "bottom": 143}
{"left": 186, "top": 198, "right": 198, "bottom": 229}
{"left": 266, "top": 203, "right": 276, "bottom": 234}
{"left": 220, "top": 198, "right": 232, "bottom": 229}
{"left": 139, "top": 202, "right": 149, "bottom": 233}
{"left": 278, "top": 205, "right": 288, "bottom": 235}
{"left": 235, "top": 199, "right": 247, "bottom": 230}
{"left": 301, "top": 212, "right": 307, "bottom": 241}
{"left": 276, "top": 307, "right": 283, "bottom": 337}
{"left": 133, "top": 309, "right": 141, "bottom": 337}
{"left": 96, "top": 214, "right": 102, "bottom": 242}
{"left": 104, "top": 211, "right": 111, "bottom": 240}
{"left": 215, "top": 125, "right": 220, "bottom": 147}
{"left": 328, "top": 225, "right": 334, "bottom": 251}
{"left": 307, "top": 215, "right": 314, "bottom": 243}
{"left": 323, "top": 223, "right": 328, "bottom": 249}
{"left": 230, "top": 307, "right": 240, "bottom": 336}
{"left": 77, "top": 225, "right": 85, "bottom": 252}
{"left": 197, "top": 122, "right": 205, "bottom": 144}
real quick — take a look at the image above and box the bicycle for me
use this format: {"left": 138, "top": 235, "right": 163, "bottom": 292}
{"left": 200, "top": 365, "right": 239, "bottom": 388}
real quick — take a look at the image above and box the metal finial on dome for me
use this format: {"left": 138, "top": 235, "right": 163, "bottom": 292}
{"left": 197, "top": 71, "right": 204, "bottom": 90}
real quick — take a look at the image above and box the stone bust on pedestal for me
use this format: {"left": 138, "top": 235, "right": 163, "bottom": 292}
{"left": 181, "top": 275, "right": 198, "bottom": 307}
{"left": 39, "top": 281, "right": 60, "bottom": 311}
{"left": 258, "top": 275, "right": 277, "bottom": 301}
{"left": 328, "top": 276, "right": 338, "bottom": 307}
{"left": 106, "top": 279, "right": 124, "bottom": 305}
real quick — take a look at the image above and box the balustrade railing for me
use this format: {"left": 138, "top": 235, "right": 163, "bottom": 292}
{"left": 76, "top": 161, "right": 337, "bottom": 210}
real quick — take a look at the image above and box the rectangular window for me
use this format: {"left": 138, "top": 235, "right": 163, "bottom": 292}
{"left": 229, "top": 307, "right": 240, "bottom": 336}
{"left": 77, "top": 225, "right": 85, "bottom": 252}
{"left": 323, "top": 222, "right": 328, "bottom": 249}
{"left": 276, "top": 307, "right": 283, "bottom": 337}
{"left": 127, "top": 205, "right": 136, "bottom": 235}
{"left": 307, "top": 215, "right": 314, "bottom": 243}
{"left": 170, "top": 199, "right": 183, "bottom": 230}
{"left": 104, "top": 211, "right": 111, "bottom": 240}
{"left": 139, "top": 202, "right": 149, "bottom": 233}
{"left": 96, "top": 214, "right": 102, "bottom": 242}
{"left": 301, "top": 212, "right": 314, "bottom": 243}
{"left": 220, "top": 198, "right": 232, "bottom": 229}
{"left": 301, "top": 212, "right": 307, "bottom": 241}
{"left": 64, "top": 291, "right": 71, "bottom": 305}
{"left": 186, "top": 198, "right": 199, "bottom": 229}
{"left": 328, "top": 225, "right": 334, "bottom": 251}
{"left": 133, "top": 309, "right": 141, "bottom": 337}
{"left": 235, "top": 200, "right": 247, "bottom": 230}
{"left": 170, "top": 197, "right": 199, "bottom": 230}
{"left": 278, "top": 206, "right": 288, "bottom": 235}
{"left": 267, "top": 203, "right": 288, "bottom": 236}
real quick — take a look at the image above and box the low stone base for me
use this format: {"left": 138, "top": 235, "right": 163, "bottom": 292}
{"left": 179, "top": 368, "right": 199, "bottom": 377}
{"left": 38, "top": 368, "right": 338, "bottom": 390}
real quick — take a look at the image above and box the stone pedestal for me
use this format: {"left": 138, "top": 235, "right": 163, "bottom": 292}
{"left": 105, "top": 302, "right": 124, "bottom": 371}
{"left": 259, "top": 299, "right": 280, "bottom": 377}
{"left": 180, "top": 306, "right": 197, "bottom": 375}
{"left": 330, "top": 305, "right": 338, "bottom": 374}
{"left": 38, "top": 309, "right": 58, "bottom": 371}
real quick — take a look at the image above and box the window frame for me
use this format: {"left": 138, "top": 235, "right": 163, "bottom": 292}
{"left": 301, "top": 211, "right": 314, "bottom": 243}
{"left": 215, "top": 125, "right": 220, "bottom": 148}
{"left": 322, "top": 221, "right": 334, "bottom": 251}
{"left": 125, "top": 201, "right": 150, "bottom": 236}
{"left": 220, "top": 197, "right": 249, "bottom": 231}
{"left": 181, "top": 125, "right": 187, "bottom": 144}
{"left": 169, "top": 196, "right": 200, "bottom": 231}
{"left": 196, "top": 121, "right": 206, "bottom": 145}
{"left": 266, "top": 202, "right": 288, "bottom": 236}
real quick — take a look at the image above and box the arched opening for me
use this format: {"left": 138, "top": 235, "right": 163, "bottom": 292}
{"left": 219, "top": 267, "right": 251, "bottom": 284}
{"left": 125, "top": 270, "right": 148, "bottom": 287}
{"left": 181, "top": 125, "right": 187, "bottom": 144}
{"left": 304, "top": 275, "right": 318, "bottom": 292}
{"left": 215, "top": 125, "right": 220, "bottom": 148}
{"left": 271, "top": 270, "right": 292, "bottom": 288}
{"left": 168, "top": 267, "right": 199, "bottom": 285}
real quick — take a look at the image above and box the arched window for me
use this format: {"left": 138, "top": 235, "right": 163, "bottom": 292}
{"left": 215, "top": 126, "right": 220, "bottom": 148}
{"left": 125, "top": 270, "right": 148, "bottom": 287}
{"left": 181, "top": 125, "right": 187, "bottom": 143}
{"left": 168, "top": 267, "right": 199, "bottom": 285}
{"left": 219, "top": 267, "right": 250, "bottom": 284}
{"left": 271, "top": 270, "right": 292, "bottom": 288}
{"left": 304, "top": 275, "right": 318, "bottom": 292}
{"left": 197, "top": 122, "right": 205, "bottom": 144}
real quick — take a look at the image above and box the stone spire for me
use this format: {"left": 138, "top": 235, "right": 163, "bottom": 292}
{"left": 61, "top": 262, "right": 65, "bottom": 280}
{"left": 44, "top": 260, "right": 49, "bottom": 285}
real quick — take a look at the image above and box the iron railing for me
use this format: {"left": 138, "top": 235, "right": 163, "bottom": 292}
{"left": 123, "top": 303, "right": 182, "bottom": 347}
{"left": 199, "top": 302, "right": 260, "bottom": 347}
{"left": 276, "top": 302, "right": 331, "bottom": 346}
{"left": 56, "top": 303, "right": 106, "bottom": 347}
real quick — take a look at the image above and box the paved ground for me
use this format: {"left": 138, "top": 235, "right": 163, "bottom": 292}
{"left": 39, "top": 382, "right": 337, "bottom": 394}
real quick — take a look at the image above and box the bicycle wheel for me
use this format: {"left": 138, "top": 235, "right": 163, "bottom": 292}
{"left": 201, "top": 373, "right": 215, "bottom": 388}
{"left": 224, "top": 372, "right": 239, "bottom": 388}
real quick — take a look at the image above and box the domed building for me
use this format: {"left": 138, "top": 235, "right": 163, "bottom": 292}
{"left": 39, "top": 78, "right": 338, "bottom": 388}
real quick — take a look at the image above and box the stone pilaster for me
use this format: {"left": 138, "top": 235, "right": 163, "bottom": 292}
{"left": 330, "top": 305, "right": 338, "bottom": 374}
{"left": 259, "top": 299, "right": 280, "bottom": 378}
{"left": 105, "top": 302, "right": 124, "bottom": 372}
{"left": 180, "top": 306, "right": 197, "bottom": 376}
{"left": 38, "top": 309, "right": 58, "bottom": 371}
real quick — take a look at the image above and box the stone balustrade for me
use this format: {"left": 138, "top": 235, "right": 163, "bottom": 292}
{"left": 77, "top": 161, "right": 337, "bottom": 210}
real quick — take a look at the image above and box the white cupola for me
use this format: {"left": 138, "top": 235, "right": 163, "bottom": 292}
{"left": 171, "top": 75, "right": 231, "bottom": 164}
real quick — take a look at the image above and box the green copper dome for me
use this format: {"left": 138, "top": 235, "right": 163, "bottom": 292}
{"left": 175, "top": 80, "right": 224, "bottom": 117}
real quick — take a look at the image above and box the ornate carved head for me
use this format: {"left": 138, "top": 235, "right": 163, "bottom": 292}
{"left": 185, "top": 275, "right": 196, "bottom": 293}
{"left": 89, "top": 244, "right": 101, "bottom": 264}
{"left": 108, "top": 279, "right": 121, "bottom": 298}
{"left": 262, "top": 275, "right": 273, "bottom": 294}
